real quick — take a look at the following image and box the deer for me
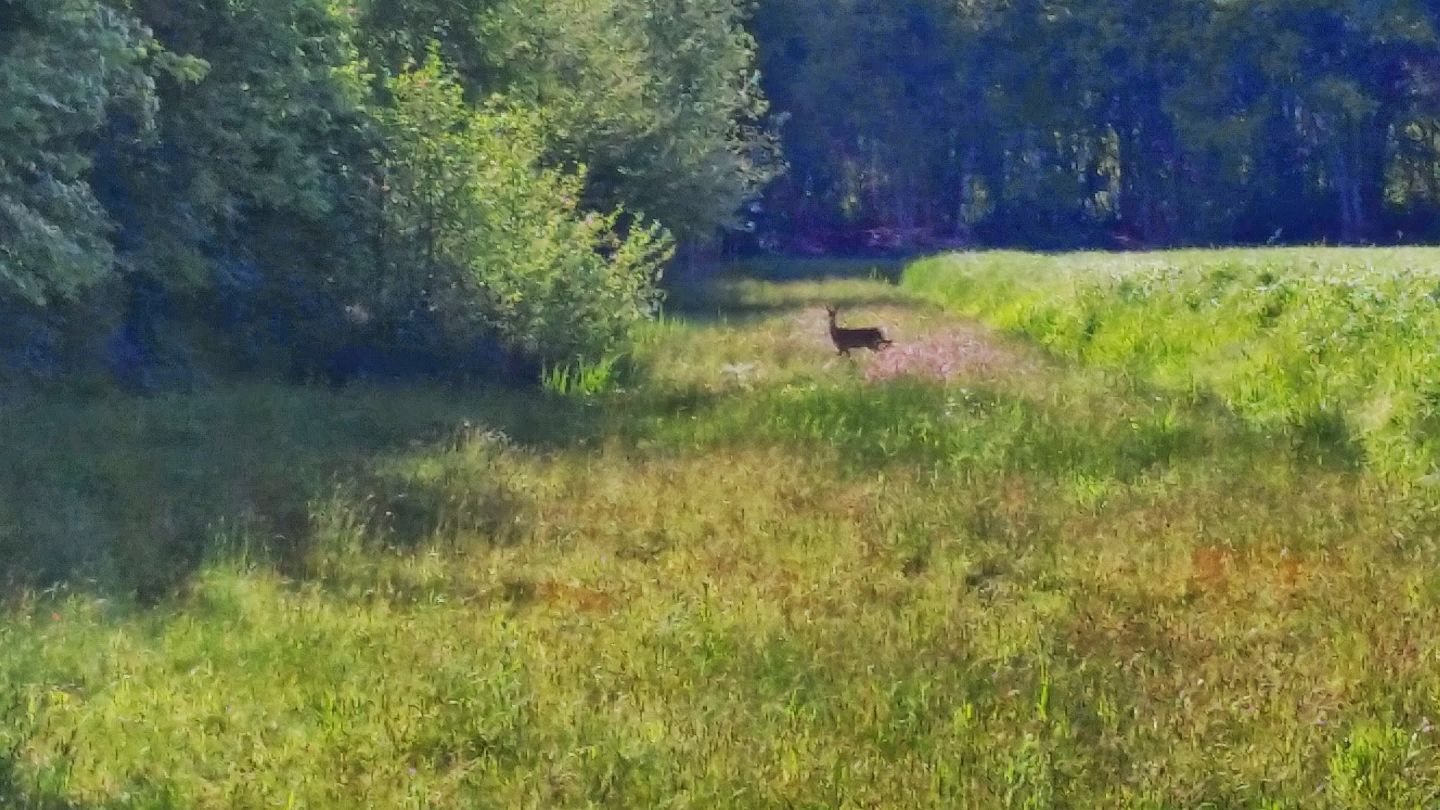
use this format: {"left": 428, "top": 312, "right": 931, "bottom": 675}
{"left": 825, "top": 306, "right": 893, "bottom": 356}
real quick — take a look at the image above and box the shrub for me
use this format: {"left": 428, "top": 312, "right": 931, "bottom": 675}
{"left": 373, "top": 52, "right": 674, "bottom": 366}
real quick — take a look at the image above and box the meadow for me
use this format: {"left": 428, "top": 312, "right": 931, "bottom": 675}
{"left": 5, "top": 252, "right": 1440, "bottom": 807}
{"left": 905, "top": 248, "right": 1440, "bottom": 481}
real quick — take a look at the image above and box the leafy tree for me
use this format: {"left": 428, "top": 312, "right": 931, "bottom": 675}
{"left": 0, "top": 0, "right": 154, "bottom": 304}
{"left": 377, "top": 53, "right": 672, "bottom": 362}
{"left": 117, "top": 0, "right": 372, "bottom": 289}
{"left": 749, "top": 0, "right": 1440, "bottom": 249}
{"left": 358, "top": 0, "right": 779, "bottom": 242}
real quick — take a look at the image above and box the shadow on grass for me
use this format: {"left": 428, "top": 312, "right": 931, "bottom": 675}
{"left": 638, "top": 369, "right": 1367, "bottom": 484}
{"left": 0, "top": 258, "right": 1369, "bottom": 605}
{"left": 0, "top": 774, "right": 120, "bottom": 810}
{"left": 0, "top": 381, "right": 619, "bottom": 603}
{"left": 1292, "top": 406, "right": 1367, "bottom": 469}
{"left": 0, "top": 748, "right": 191, "bottom": 810}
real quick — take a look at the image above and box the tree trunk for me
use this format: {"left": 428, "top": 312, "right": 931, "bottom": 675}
{"left": 956, "top": 144, "right": 979, "bottom": 241}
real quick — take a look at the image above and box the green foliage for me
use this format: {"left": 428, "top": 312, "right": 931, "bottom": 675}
{"left": 752, "top": 0, "right": 962, "bottom": 234}
{"left": 532, "top": 0, "right": 780, "bottom": 241}
{"left": 751, "top": 0, "right": 1440, "bottom": 247}
{"left": 0, "top": 0, "right": 153, "bottom": 304}
{"left": 120, "top": 0, "right": 372, "bottom": 289}
{"left": 3, "top": 0, "right": 768, "bottom": 390}
{"left": 541, "top": 353, "right": 626, "bottom": 397}
{"left": 360, "top": 0, "right": 780, "bottom": 242}
{"left": 377, "top": 53, "right": 672, "bottom": 362}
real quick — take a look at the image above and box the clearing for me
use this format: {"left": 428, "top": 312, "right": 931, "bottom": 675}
{"left": 2, "top": 256, "right": 1438, "bottom": 807}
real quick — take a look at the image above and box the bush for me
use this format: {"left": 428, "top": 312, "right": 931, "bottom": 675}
{"left": 373, "top": 52, "right": 674, "bottom": 366}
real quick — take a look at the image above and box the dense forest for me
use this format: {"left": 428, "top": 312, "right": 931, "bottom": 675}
{"left": 6, "top": 0, "right": 1440, "bottom": 388}
{"left": 752, "top": 0, "right": 1440, "bottom": 252}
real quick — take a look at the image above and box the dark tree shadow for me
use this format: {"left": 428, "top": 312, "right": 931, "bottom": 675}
{"left": 0, "top": 380, "right": 623, "bottom": 603}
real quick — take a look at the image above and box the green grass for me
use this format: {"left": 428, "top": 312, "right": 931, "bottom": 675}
{"left": 5, "top": 254, "right": 1440, "bottom": 807}
{"left": 904, "top": 247, "right": 1440, "bottom": 482}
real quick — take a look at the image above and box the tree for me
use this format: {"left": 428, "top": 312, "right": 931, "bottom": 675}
{"left": 376, "top": 53, "right": 672, "bottom": 362}
{"left": 116, "top": 0, "right": 372, "bottom": 289}
{"left": 748, "top": 0, "right": 1440, "bottom": 249}
{"left": 0, "top": 0, "right": 154, "bottom": 304}
{"left": 358, "top": 0, "right": 779, "bottom": 242}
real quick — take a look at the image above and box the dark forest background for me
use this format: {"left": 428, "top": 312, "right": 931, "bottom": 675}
{"left": 6, "top": 0, "right": 1440, "bottom": 390}
{"left": 751, "top": 0, "right": 1440, "bottom": 253}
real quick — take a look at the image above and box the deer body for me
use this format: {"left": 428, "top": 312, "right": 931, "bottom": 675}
{"left": 826, "top": 306, "right": 893, "bottom": 356}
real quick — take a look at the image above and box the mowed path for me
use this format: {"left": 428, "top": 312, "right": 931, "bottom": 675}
{"left": 649, "top": 272, "right": 1048, "bottom": 395}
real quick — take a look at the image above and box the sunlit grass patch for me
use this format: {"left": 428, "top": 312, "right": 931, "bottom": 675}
{"left": 905, "top": 247, "right": 1440, "bottom": 481}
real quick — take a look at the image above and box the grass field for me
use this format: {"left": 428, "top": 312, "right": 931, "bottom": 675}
{"left": 5, "top": 253, "right": 1440, "bottom": 807}
{"left": 905, "top": 248, "right": 1440, "bottom": 482}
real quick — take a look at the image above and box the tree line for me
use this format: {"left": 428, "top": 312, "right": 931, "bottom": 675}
{"left": 750, "top": 0, "right": 1440, "bottom": 251}
{"left": 1, "top": 0, "right": 774, "bottom": 388}
{"left": 8, "top": 1, "right": 1440, "bottom": 389}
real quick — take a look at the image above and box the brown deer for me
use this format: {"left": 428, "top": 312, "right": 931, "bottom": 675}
{"left": 826, "top": 306, "right": 893, "bottom": 356}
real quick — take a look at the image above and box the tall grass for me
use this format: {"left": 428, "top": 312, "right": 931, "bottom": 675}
{"left": 541, "top": 352, "right": 628, "bottom": 397}
{"left": 906, "top": 248, "right": 1440, "bottom": 481}
{"left": 3, "top": 258, "right": 1440, "bottom": 806}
